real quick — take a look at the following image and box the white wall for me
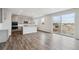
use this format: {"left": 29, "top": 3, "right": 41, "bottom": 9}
{"left": 37, "top": 15, "right": 53, "bottom": 33}
{"left": 75, "top": 9, "right": 79, "bottom": 39}
{"left": 33, "top": 18, "right": 41, "bottom": 27}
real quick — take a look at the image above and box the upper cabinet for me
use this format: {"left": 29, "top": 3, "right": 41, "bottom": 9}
{"left": 11, "top": 14, "right": 33, "bottom": 24}
{"left": 0, "top": 8, "right": 2, "bottom": 23}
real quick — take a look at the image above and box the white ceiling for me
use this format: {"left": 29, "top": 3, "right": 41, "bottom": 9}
{"left": 5, "top": 8, "right": 71, "bottom": 18}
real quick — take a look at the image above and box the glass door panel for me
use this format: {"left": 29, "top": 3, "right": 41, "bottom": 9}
{"left": 53, "top": 16, "right": 61, "bottom": 33}
{"left": 61, "top": 13, "right": 75, "bottom": 36}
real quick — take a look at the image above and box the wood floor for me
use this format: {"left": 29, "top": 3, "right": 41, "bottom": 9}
{"left": 3, "top": 31, "right": 52, "bottom": 50}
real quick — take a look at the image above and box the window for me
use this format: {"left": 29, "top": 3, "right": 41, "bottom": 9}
{"left": 61, "top": 13, "right": 75, "bottom": 36}
{"left": 53, "top": 13, "right": 75, "bottom": 36}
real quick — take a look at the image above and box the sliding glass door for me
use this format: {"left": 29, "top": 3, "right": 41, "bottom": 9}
{"left": 53, "top": 13, "right": 75, "bottom": 37}
{"left": 61, "top": 13, "right": 75, "bottom": 36}
{"left": 53, "top": 16, "right": 61, "bottom": 33}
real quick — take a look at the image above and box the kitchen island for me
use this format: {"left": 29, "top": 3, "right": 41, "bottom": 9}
{"left": 18, "top": 24, "right": 37, "bottom": 34}
{"left": 23, "top": 24, "right": 37, "bottom": 34}
{"left": 0, "top": 30, "right": 8, "bottom": 43}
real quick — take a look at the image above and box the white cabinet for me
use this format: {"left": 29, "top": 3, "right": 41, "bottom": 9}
{"left": 0, "top": 30, "right": 8, "bottom": 43}
{"left": 23, "top": 25, "right": 37, "bottom": 34}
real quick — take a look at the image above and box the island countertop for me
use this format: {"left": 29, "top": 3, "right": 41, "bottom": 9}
{"left": 18, "top": 24, "right": 36, "bottom": 26}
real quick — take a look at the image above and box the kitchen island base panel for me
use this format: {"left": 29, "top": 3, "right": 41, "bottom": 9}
{"left": 23, "top": 26, "right": 37, "bottom": 34}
